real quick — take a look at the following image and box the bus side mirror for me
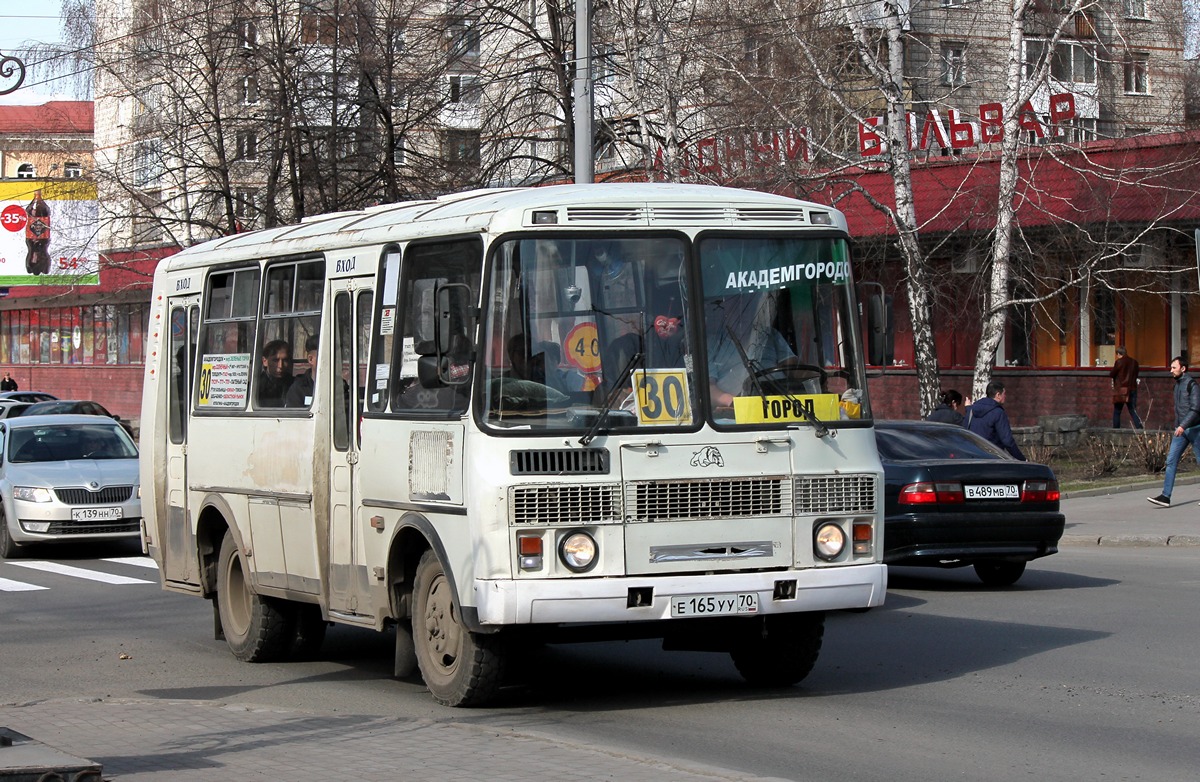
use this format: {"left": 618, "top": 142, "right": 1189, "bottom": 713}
{"left": 866, "top": 291, "right": 894, "bottom": 367}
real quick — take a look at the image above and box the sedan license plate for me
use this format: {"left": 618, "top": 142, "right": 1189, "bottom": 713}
{"left": 670, "top": 592, "right": 758, "bottom": 617}
{"left": 71, "top": 507, "right": 123, "bottom": 522}
{"left": 964, "top": 484, "right": 1019, "bottom": 500}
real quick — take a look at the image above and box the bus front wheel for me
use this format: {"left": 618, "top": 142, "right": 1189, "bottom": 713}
{"left": 730, "top": 612, "right": 825, "bottom": 687}
{"left": 412, "top": 550, "right": 505, "bottom": 706}
{"left": 216, "top": 532, "right": 291, "bottom": 662}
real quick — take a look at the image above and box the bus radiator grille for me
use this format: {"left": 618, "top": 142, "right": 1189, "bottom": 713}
{"left": 509, "top": 483, "right": 622, "bottom": 525}
{"left": 625, "top": 477, "right": 789, "bottom": 522}
{"left": 793, "top": 474, "right": 877, "bottom": 514}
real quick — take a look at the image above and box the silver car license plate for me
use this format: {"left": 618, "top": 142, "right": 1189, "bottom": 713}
{"left": 670, "top": 592, "right": 759, "bottom": 617}
{"left": 72, "top": 507, "right": 123, "bottom": 521}
{"left": 964, "top": 484, "right": 1019, "bottom": 500}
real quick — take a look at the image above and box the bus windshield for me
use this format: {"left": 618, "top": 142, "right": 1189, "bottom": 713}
{"left": 698, "top": 235, "right": 870, "bottom": 426}
{"left": 480, "top": 233, "right": 869, "bottom": 432}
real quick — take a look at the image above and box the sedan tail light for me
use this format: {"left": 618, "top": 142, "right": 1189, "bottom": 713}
{"left": 899, "top": 481, "right": 965, "bottom": 504}
{"left": 1021, "top": 479, "right": 1060, "bottom": 502}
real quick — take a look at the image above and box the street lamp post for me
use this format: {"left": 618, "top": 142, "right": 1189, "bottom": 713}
{"left": 573, "top": 0, "right": 593, "bottom": 184}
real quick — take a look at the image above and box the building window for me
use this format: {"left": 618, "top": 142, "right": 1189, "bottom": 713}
{"left": 236, "top": 129, "right": 259, "bottom": 160}
{"left": 743, "top": 36, "right": 772, "bottom": 75}
{"left": 448, "top": 19, "right": 480, "bottom": 60}
{"left": 1124, "top": 52, "right": 1149, "bottom": 94}
{"left": 444, "top": 129, "right": 480, "bottom": 164}
{"left": 1123, "top": 0, "right": 1147, "bottom": 17}
{"left": 233, "top": 189, "right": 258, "bottom": 220}
{"left": 392, "top": 136, "right": 406, "bottom": 166}
{"left": 243, "top": 75, "right": 259, "bottom": 105}
{"left": 63, "top": 161, "right": 82, "bottom": 178}
{"left": 1026, "top": 39, "right": 1096, "bottom": 84}
{"left": 240, "top": 19, "right": 258, "bottom": 48}
{"left": 448, "top": 74, "right": 480, "bottom": 104}
{"left": 595, "top": 44, "right": 617, "bottom": 84}
{"left": 0, "top": 304, "right": 148, "bottom": 366}
{"left": 941, "top": 42, "right": 966, "bottom": 86}
{"left": 130, "top": 139, "right": 164, "bottom": 187}
{"left": 15, "top": 163, "right": 35, "bottom": 179}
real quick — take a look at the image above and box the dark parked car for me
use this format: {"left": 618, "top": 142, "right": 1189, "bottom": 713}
{"left": 21, "top": 400, "right": 134, "bottom": 436}
{"left": 0, "top": 391, "right": 57, "bottom": 404}
{"left": 875, "top": 420, "right": 1065, "bottom": 586}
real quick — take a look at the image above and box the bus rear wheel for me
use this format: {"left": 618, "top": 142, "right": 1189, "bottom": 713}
{"left": 216, "top": 532, "right": 291, "bottom": 662}
{"left": 730, "top": 612, "right": 825, "bottom": 687}
{"left": 412, "top": 550, "right": 505, "bottom": 706}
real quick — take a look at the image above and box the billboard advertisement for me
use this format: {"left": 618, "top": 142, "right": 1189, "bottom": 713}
{"left": 0, "top": 180, "right": 98, "bottom": 286}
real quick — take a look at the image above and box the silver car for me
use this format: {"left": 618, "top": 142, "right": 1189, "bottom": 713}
{"left": 0, "top": 415, "right": 141, "bottom": 558}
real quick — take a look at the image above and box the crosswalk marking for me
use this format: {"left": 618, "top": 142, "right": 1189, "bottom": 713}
{"left": 0, "top": 576, "right": 48, "bottom": 592}
{"left": 102, "top": 556, "right": 159, "bottom": 569}
{"left": 7, "top": 561, "right": 155, "bottom": 585}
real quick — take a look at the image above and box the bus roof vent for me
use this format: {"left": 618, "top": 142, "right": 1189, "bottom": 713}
{"left": 649, "top": 206, "right": 727, "bottom": 222}
{"left": 511, "top": 448, "right": 611, "bottom": 476}
{"left": 565, "top": 206, "right": 644, "bottom": 222}
{"left": 734, "top": 207, "right": 807, "bottom": 223}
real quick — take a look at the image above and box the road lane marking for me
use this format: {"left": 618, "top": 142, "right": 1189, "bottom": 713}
{"left": 0, "top": 576, "right": 48, "bottom": 591}
{"left": 7, "top": 561, "right": 155, "bottom": 585}
{"left": 102, "top": 556, "right": 159, "bottom": 569}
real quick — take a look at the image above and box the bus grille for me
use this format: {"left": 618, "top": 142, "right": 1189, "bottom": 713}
{"left": 793, "top": 474, "right": 876, "bottom": 514}
{"left": 510, "top": 483, "right": 621, "bottom": 525}
{"left": 625, "top": 477, "right": 789, "bottom": 522}
{"left": 511, "top": 448, "right": 610, "bottom": 475}
{"left": 55, "top": 486, "right": 134, "bottom": 505}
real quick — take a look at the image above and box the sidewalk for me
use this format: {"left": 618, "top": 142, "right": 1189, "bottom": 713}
{"left": 1060, "top": 474, "right": 1200, "bottom": 547}
{"left": 0, "top": 696, "right": 779, "bottom": 782}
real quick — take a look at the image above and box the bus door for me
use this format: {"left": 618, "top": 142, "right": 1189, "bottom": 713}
{"left": 163, "top": 296, "right": 200, "bottom": 585}
{"left": 327, "top": 282, "right": 373, "bottom": 615}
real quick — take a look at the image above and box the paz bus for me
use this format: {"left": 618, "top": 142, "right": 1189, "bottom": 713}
{"left": 139, "top": 183, "right": 887, "bottom": 706}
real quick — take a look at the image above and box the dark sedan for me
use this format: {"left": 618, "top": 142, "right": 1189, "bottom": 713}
{"left": 875, "top": 420, "right": 1065, "bottom": 586}
{"left": 21, "top": 400, "right": 134, "bottom": 436}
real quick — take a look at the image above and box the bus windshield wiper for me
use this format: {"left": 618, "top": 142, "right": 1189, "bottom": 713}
{"left": 579, "top": 350, "right": 643, "bottom": 446}
{"left": 725, "top": 326, "right": 830, "bottom": 438}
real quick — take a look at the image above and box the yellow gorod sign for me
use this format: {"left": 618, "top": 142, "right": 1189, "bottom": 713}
{"left": 733, "top": 393, "right": 841, "bottom": 424}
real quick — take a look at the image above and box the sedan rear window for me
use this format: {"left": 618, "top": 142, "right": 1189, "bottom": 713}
{"left": 7, "top": 425, "right": 138, "bottom": 463}
{"left": 875, "top": 425, "right": 1007, "bottom": 461}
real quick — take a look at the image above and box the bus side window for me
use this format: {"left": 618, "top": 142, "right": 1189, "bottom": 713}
{"left": 390, "top": 239, "right": 481, "bottom": 417}
{"left": 196, "top": 267, "right": 260, "bottom": 411}
{"left": 259, "top": 259, "right": 324, "bottom": 410}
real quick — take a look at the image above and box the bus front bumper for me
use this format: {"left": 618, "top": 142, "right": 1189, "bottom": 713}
{"left": 471, "top": 563, "right": 887, "bottom": 626}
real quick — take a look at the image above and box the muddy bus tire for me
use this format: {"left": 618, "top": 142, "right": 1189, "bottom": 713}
{"left": 412, "top": 550, "right": 505, "bottom": 706}
{"left": 730, "top": 612, "right": 825, "bottom": 687}
{"left": 217, "top": 532, "right": 291, "bottom": 662}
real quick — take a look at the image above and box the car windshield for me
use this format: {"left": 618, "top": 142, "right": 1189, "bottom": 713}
{"left": 7, "top": 424, "right": 138, "bottom": 463}
{"left": 875, "top": 425, "right": 1008, "bottom": 461}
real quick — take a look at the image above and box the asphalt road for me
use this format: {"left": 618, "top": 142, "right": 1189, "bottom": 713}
{"left": 3, "top": 542, "right": 1199, "bottom": 782}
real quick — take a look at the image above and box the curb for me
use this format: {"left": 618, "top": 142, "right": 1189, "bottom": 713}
{"left": 1059, "top": 473, "right": 1200, "bottom": 500}
{"left": 1060, "top": 533, "right": 1200, "bottom": 547}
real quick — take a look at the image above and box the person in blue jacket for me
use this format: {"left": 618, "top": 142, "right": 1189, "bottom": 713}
{"left": 965, "top": 380, "right": 1026, "bottom": 460}
{"left": 1147, "top": 356, "right": 1200, "bottom": 507}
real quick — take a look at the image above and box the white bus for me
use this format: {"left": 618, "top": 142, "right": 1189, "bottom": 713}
{"left": 140, "top": 183, "right": 887, "bottom": 706}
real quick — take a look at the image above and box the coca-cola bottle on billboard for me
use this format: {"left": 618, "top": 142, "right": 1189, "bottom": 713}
{"left": 25, "top": 190, "right": 52, "bottom": 276}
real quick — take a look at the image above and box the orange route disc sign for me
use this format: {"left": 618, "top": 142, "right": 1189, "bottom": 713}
{"left": 564, "top": 321, "right": 602, "bottom": 372}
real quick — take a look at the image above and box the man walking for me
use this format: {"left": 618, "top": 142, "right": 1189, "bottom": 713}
{"left": 1147, "top": 356, "right": 1200, "bottom": 507}
{"left": 965, "top": 380, "right": 1026, "bottom": 460}
{"left": 1110, "top": 346, "right": 1143, "bottom": 429}
{"left": 0, "top": 372, "right": 16, "bottom": 392}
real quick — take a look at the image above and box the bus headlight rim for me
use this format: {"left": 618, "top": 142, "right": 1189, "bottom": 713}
{"left": 814, "top": 522, "right": 846, "bottom": 561}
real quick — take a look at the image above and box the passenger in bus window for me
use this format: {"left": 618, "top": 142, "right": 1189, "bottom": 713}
{"left": 286, "top": 335, "right": 319, "bottom": 408}
{"left": 257, "top": 339, "right": 293, "bottom": 408}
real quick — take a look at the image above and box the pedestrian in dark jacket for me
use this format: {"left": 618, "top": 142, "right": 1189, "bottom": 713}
{"left": 965, "top": 380, "right": 1026, "bottom": 460}
{"left": 1109, "top": 346, "right": 1143, "bottom": 429}
{"left": 0, "top": 372, "right": 16, "bottom": 392}
{"left": 1147, "top": 356, "right": 1200, "bottom": 507}
{"left": 926, "top": 389, "right": 966, "bottom": 425}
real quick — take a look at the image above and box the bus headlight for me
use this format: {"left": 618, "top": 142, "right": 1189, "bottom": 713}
{"left": 814, "top": 523, "right": 846, "bottom": 561}
{"left": 558, "top": 531, "right": 597, "bottom": 572}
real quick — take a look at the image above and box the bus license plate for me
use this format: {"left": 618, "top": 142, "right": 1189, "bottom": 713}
{"left": 72, "top": 507, "right": 123, "bottom": 521}
{"left": 670, "top": 592, "right": 758, "bottom": 617}
{"left": 964, "top": 484, "right": 1018, "bottom": 500}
